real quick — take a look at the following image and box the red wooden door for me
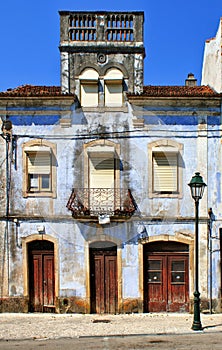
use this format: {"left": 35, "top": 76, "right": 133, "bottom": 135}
{"left": 167, "top": 256, "right": 189, "bottom": 312}
{"left": 43, "top": 254, "right": 55, "bottom": 310}
{"left": 29, "top": 241, "right": 55, "bottom": 312}
{"left": 144, "top": 251, "right": 189, "bottom": 312}
{"left": 90, "top": 248, "right": 117, "bottom": 314}
{"left": 145, "top": 255, "right": 168, "bottom": 312}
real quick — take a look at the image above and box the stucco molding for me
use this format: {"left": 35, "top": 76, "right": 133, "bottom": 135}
{"left": 148, "top": 139, "right": 184, "bottom": 199}
{"left": 22, "top": 139, "right": 57, "bottom": 198}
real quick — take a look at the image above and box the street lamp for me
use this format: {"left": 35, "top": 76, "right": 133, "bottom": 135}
{"left": 188, "top": 172, "right": 207, "bottom": 331}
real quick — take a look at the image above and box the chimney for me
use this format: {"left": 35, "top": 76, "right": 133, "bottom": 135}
{"left": 185, "top": 73, "right": 197, "bottom": 87}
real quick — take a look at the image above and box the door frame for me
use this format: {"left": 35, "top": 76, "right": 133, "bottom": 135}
{"left": 90, "top": 245, "right": 118, "bottom": 313}
{"left": 22, "top": 234, "right": 59, "bottom": 313}
{"left": 86, "top": 239, "right": 122, "bottom": 314}
{"left": 144, "top": 251, "right": 189, "bottom": 312}
{"left": 138, "top": 234, "right": 194, "bottom": 313}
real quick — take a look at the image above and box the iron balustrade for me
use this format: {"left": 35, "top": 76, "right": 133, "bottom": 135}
{"left": 67, "top": 188, "right": 136, "bottom": 217}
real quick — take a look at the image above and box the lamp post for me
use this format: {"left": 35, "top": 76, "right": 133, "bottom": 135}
{"left": 188, "top": 172, "right": 206, "bottom": 331}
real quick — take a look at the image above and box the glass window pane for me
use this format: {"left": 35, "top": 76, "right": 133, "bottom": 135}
{"left": 172, "top": 261, "right": 185, "bottom": 272}
{"left": 29, "top": 174, "right": 39, "bottom": 190}
{"left": 148, "top": 260, "right": 161, "bottom": 270}
{"left": 41, "top": 174, "right": 50, "bottom": 189}
{"left": 148, "top": 272, "right": 161, "bottom": 283}
{"left": 171, "top": 272, "right": 185, "bottom": 283}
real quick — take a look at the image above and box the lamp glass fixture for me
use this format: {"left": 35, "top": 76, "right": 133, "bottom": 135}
{"left": 188, "top": 172, "right": 207, "bottom": 201}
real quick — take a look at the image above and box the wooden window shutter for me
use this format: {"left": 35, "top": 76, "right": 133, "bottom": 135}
{"left": 28, "top": 152, "right": 51, "bottom": 175}
{"left": 153, "top": 152, "right": 178, "bottom": 192}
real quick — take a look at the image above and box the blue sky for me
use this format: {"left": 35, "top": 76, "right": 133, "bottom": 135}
{"left": 0, "top": 0, "right": 221, "bottom": 91}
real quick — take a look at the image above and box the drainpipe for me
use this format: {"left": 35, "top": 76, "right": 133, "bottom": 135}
{"left": 208, "top": 208, "right": 213, "bottom": 314}
{"left": 208, "top": 208, "right": 220, "bottom": 314}
{"left": 1, "top": 119, "right": 12, "bottom": 296}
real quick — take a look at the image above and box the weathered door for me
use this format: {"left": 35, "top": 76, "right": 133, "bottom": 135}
{"left": 144, "top": 242, "right": 189, "bottom": 312}
{"left": 90, "top": 247, "right": 117, "bottom": 314}
{"left": 167, "top": 256, "right": 189, "bottom": 312}
{"left": 145, "top": 255, "right": 168, "bottom": 312}
{"left": 28, "top": 241, "right": 55, "bottom": 312}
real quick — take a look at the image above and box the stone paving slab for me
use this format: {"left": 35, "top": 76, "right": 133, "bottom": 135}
{"left": 0, "top": 313, "right": 222, "bottom": 341}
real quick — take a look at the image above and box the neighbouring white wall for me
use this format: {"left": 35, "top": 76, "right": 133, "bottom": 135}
{"left": 201, "top": 18, "right": 222, "bottom": 92}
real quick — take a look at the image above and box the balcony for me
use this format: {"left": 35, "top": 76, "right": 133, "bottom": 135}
{"left": 67, "top": 188, "right": 136, "bottom": 219}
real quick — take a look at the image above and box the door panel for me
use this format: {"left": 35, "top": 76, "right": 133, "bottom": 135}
{"left": 145, "top": 256, "right": 167, "bottom": 312}
{"left": 31, "top": 254, "right": 43, "bottom": 312}
{"left": 144, "top": 249, "right": 189, "bottom": 312}
{"left": 43, "top": 255, "right": 55, "bottom": 308}
{"left": 168, "top": 257, "right": 189, "bottom": 312}
{"left": 105, "top": 255, "right": 117, "bottom": 314}
{"left": 94, "top": 255, "right": 105, "bottom": 314}
{"left": 90, "top": 248, "right": 117, "bottom": 314}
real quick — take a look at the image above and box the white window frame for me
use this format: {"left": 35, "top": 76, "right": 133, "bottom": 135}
{"left": 26, "top": 150, "right": 52, "bottom": 192}
{"left": 22, "top": 140, "right": 57, "bottom": 198}
{"left": 83, "top": 140, "right": 121, "bottom": 214}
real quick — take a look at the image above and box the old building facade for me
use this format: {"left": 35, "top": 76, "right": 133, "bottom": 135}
{"left": 0, "top": 11, "right": 222, "bottom": 314}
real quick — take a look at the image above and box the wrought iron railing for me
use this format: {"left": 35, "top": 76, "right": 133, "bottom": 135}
{"left": 67, "top": 188, "right": 136, "bottom": 217}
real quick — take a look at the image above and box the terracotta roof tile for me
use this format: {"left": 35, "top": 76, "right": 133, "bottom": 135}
{"left": 128, "top": 85, "right": 220, "bottom": 98}
{"left": 0, "top": 85, "right": 74, "bottom": 97}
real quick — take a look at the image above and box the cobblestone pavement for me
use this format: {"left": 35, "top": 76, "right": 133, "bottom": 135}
{"left": 1, "top": 333, "right": 222, "bottom": 350}
{"left": 0, "top": 313, "right": 222, "bottom": 341}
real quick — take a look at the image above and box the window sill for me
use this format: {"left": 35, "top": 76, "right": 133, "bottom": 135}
{"left": 82, "top": 106, "right": 128, "bottom": 113}
{"left": 23, "top": 191, "right": 56, "bottom": 198}
{"left": 149, "top": 192, "right": 182, "bottom": 199}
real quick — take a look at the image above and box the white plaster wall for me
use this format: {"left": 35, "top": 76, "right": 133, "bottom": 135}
{"left": 201, "top": 18, "right": 222, "bottom": 92}
{"left": 12, "top": 221, "right": 87, "bottom": 298}
{"left": 122, "top": 244, "right": 139, "bottom": 298}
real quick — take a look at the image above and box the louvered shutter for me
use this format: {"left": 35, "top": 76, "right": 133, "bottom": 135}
{"left": 28, "top": 152, "right": 51, "bottom": 175}
{"left": 153, "top": 152, "right": 178, "bottom": 192}
{"left": 81, "top": 83, "right": 98, "bottom": 107}
{"left": 90, "top": 157, "right": 114, "bottom": 188}
{"left": 104, "top": 68, "right": 123, "bottom": 107}
{"left": 105, "top": 83, "right": 123, "bottom": 106}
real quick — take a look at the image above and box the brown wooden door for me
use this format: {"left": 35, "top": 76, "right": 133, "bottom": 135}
{"left": 144, "top": 252, "right": 189, "bottom": 312}
{"left": 167, "top": 256, "right": 189, "bottom": 312}
{"left": 90, "top": 248, "right": 117, "bottom": 314}
{"left": 29, "top": 241, "right": 55, "bottom": 312}
{"left": 145, "top": 255, "right": 168, "bottom": 312}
